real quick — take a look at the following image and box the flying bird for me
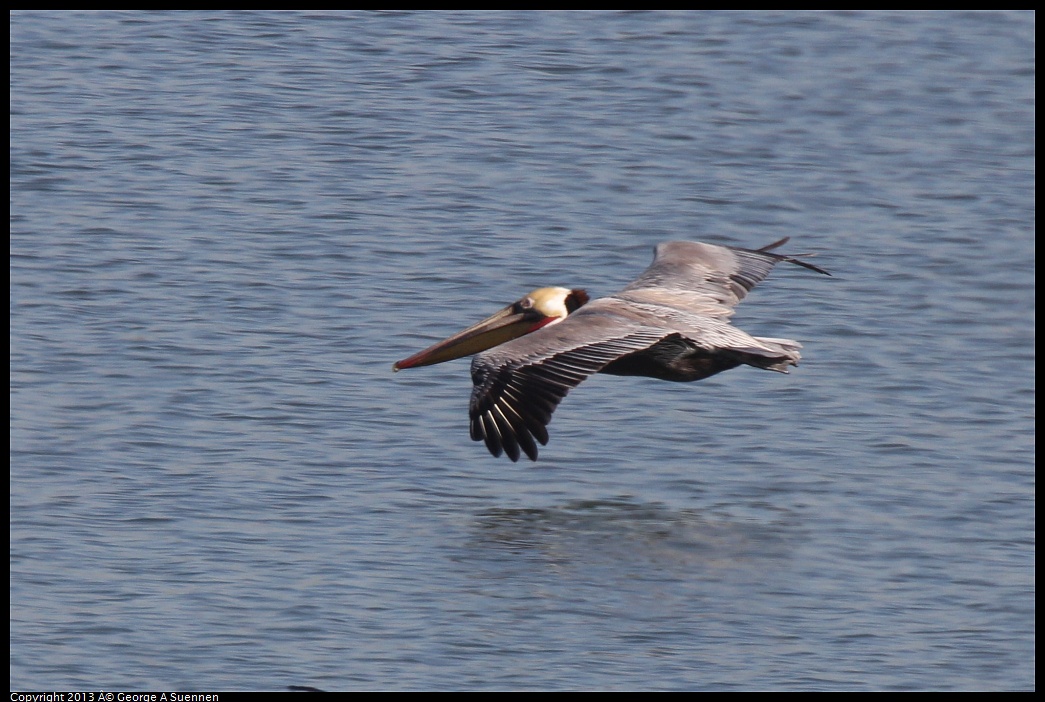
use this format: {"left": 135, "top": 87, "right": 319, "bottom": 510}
{"left": 393, "top": 238, "right": 829, "bottom": 461}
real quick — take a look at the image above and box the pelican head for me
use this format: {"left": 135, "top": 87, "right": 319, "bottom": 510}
{"left": 393, "top": 287, "right": 589, "bottom": 371}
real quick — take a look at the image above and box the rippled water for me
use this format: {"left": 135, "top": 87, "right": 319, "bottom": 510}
{"left": 11, "top": 11, "right": 1034, "bottom": 691}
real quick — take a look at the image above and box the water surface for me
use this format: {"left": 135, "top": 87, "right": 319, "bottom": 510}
{"left": 10, "top": 10, "right": 1034, "bottom": 691}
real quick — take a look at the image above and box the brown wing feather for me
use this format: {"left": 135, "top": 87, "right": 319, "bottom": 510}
{"left": 470, "top": 325, "right": 668, "bottom": 461}
{"left": 616, "top": 238, "right": 829, "bottom": 318}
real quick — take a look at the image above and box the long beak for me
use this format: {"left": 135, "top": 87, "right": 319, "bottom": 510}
{"left": 393, "top": 305, "right": 551, "bottom": 372}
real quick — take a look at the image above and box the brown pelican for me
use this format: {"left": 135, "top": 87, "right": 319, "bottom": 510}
{"left": 393, "top": 238, "right": 830, "bottom": 461}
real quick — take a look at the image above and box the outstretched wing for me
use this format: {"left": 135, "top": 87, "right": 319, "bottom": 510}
{"left": 466, "top": 239, "right": 829, "bottom": 461}
{"left": 469, "top": 306, "right": 667, "bottom": 462}
{"left": 616, "top": 237, "right": 829, "bottom": 319}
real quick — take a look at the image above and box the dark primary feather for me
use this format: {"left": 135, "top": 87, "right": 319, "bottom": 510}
{"left": 469, "top": 329, "right": 668, "bottom": 461}
{"left": 755, "top": 237, "right": 832, "bottom": 276}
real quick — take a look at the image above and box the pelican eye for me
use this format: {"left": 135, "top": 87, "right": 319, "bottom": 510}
{"left": 516, "top": 297, "right": 535, "bottom": 311}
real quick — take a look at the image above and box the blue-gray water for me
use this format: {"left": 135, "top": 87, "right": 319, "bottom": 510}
{"left": 10, "top": 11, "right": 1034, "bottom": 691}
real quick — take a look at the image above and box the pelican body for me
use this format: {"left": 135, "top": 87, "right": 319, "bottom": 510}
{"left": 393, "top": 238, "right": 830, "bottom": 461}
